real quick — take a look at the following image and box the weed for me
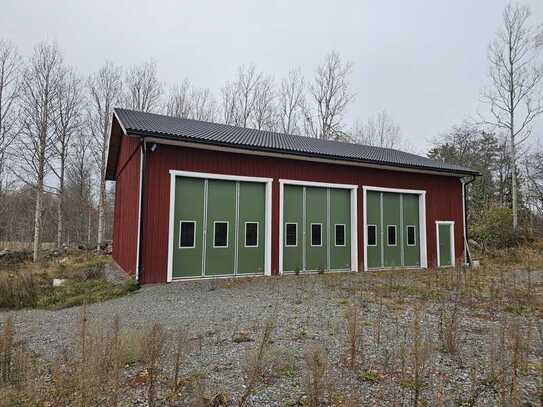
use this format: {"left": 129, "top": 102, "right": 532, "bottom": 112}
{"left": 344, "top": 304, "right": 362, "bottom": 369}
{"left": 304, "top": 344, "right": 327, "bottom": 407}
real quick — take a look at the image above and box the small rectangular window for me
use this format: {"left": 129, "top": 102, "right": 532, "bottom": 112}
{"left": 213, "top": 221, "right": 228, "bottom": 248}
{"left": 335, "top": 224, "right": 345, "bottom": 246}
{"left": 407, "top": 225, "right": 416, "bottom": 246}
{"left": 285, "top": 223, "right": 297, "bottom": 247}
{"left": 367, "top": 225, "right": 377, "bottom": 246}
{"left": 245, "top": 222, "right": 258, "bottom": 247}
{"left": 179, "top": 221, "right": 196, "bottom": 248}
{"left": 387, "top": 225, "right": 397, "bottom": 246}
{"left": 311, "top": 223, "right": 322, "bottom": 247}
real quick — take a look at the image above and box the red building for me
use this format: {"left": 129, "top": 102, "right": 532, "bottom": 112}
{"left": 105, "top": 109, "right": 478, "bottom": 284}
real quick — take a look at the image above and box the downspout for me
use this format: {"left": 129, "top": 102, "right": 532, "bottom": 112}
{"left": 136, "top": 138, "right": 147, "bottom": 282}
{"left": 461, "top": 175, "right": 476, "bottom": 266}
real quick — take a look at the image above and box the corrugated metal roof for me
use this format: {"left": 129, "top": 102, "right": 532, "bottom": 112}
{"left": 113, "top": 108, "right": 478, "bottom": 176}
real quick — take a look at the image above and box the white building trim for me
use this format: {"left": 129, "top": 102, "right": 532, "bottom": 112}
{"left": 436, "top": 220, "right": 455, "bottom": 268}
{"left": 362, "top": 185, "right": 427, "bottom": 271}
{"left": 278, "top": 179, "right": 358, "bottom": 275}
{"left": 167, "top": 170, "right": 273, "bottom": 282}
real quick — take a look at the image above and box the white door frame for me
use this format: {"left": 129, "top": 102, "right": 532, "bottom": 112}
{"left": 362, "top": 186, "right": 427, "bottom": 271}
{"left": 436, "top": 220, "right": 455, "bottom": 268}
{"left": 279, "top": 179, "right": 358, "bottom": 275}
{"left": 167, "top": 170, "right": 273, "bottom": 282}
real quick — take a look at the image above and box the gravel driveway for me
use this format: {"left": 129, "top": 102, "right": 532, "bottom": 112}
{"left": 1, "top": 272, "right": 541, "bottom": 405}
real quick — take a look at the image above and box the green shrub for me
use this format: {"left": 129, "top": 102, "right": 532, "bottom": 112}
{"left": 470, "top": 206, "right": 517, "bottom": 249}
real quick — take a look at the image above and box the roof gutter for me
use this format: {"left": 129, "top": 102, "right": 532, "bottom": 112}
{"left": 461, "top": 175, "right": 477, "bottom": 266}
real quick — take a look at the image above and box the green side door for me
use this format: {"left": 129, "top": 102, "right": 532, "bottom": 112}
{"left": 237, "top": 182, "right": 266, "bottom": 274}
{"left": 438, "top": 223, "right": 453, "bottom": 267}
{"left": 305, "top": 186, "right": 327, "bottom": 271}
{"left": 329, "top": 188, "right": 351, "bottom": 270}
{"left": 172, "top": 177, "right": 205, "bottom": 278}
{"left": 205, "top": 179, "right": 236, "bottom": 276}
{"left": 382, "top": 192, "right": 401, "bottom": 267}
{"left": 283, "top": 185, "right": 304, "bottom": 272}
{"left": 403, "top": 194, "right": 420, "bottom": 267}
{"left": 366, "top": 191, "right": 382, "bottom": 268}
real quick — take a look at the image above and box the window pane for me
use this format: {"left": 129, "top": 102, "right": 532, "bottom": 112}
{"left": 286, "top": 223, "right": 297, "bottom": 246}
{"left": 367, "top": 225, "right": 377, "bottom": 246}
{"left": 407, "top": 226, "right": 416, "bottom": 246}
{"left": 179, "top": 221, "right": 195, "bottom": 248}
{"left": 245, "top": 222, "right": 258, "bottom": 247}
{"left": 311, "top": 224, "right": 322, "bottom": 246}
{"left": 387, "top": 225, "right": 396, "bottom": 246}
{"left": 335, "top": 224, "right": 345, "bottom": 246}
{"left": 214, "top": 222, "right": 228, "bottom": 247}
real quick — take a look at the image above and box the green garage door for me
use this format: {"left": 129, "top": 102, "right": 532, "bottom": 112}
{"left": 171, "top": 176, "right": 266, "bottom": 279}
{"left": 283, "top": 185, "right": 351, "bottom": 273}
{"left": 366, "top": 191, "right": 420, "bottom": 269}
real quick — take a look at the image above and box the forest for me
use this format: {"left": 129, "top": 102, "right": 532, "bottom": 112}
{"left": 0, "top": 3, "right": 542, "bottom": 261}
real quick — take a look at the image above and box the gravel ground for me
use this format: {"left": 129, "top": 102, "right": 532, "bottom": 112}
{"left": 2, "top": 272, "right": 542, "bottom": 406}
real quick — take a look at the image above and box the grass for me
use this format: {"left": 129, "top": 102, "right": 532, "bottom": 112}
{"left": 1, "top": 242, "right": 542, "bottom": 405}
{"left": 0, "top": 250, "right": 138, "bottom": 310}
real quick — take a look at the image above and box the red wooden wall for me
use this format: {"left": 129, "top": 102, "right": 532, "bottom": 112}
{"left": 111, "top": 136, "right": 141, "bottom": 276}
{"left": 124, "top": 141, "right": 465, "bottom": 284}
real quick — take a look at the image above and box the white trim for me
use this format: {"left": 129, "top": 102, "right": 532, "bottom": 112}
{"left": 279, "top": 182, "right": 284, "bottom": 275}
{"left": 436, "top": 221, "right": 455, "bottom": 268}
{"left": 244, "top": 222, "right": 259, "bottom": 248}
{"left": 147, "top": 137, "right": 472, "bottom": 178}
{"left": 167, "top": 170, "right": 273, "bottom": 280}
{"left": 334, "top": 224, "right": 346, "bottom": 247}
{"left": 386, "top": 225, "right": 398, "bottom": 247}
{"left": 406, "top": 225, "right": 417, "bottom": 247}
{"left": 212, "top": 221, "right": 229, "bottom": 248}
{"left": 136, "top": 146, "right": 143, "bottom": 281}
{"left": 201, "top": 180, "right": 208, "bottom": 277}
{"left": 169, "top": 169, "right": 272, "bottom": 184}
{"left": 366, "top": 224, "right": 377, "bottom": 247}
{"left": 279, "top": 178, "right": 358, "bottom": 190}
{"left": 362, "top": 186, "right": 428, "bottom": 271}
{"left": 351, "top": 188, "right": 358, "bottom": 272}
{"left": 310, "top": 223, "right": 323, "bottom": 247}
{"left": 278, "top": 179, "right": 358, "bottom": 273}
{"left": 166, "top": 171, "right": 176, "bottom": 282}
{"left": 178, "top": 220, "right": 196, "bottom": 249}
{"left": 284, "top": 223, "right": 298, "bottom": 247}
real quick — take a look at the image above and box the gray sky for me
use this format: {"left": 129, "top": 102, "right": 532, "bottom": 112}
{"left": 2, "top": 0, "right": 542, "bottom": 153}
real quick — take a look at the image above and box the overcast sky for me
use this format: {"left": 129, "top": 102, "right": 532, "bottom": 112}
{"left": 2, "top": 0, "right": 542, "bottom": 153}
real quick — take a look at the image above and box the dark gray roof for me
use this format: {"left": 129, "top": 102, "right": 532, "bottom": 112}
{"left": 113, "top": 108, "right": 478, "bottom": 176}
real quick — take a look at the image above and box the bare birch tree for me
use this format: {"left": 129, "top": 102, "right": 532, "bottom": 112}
{"left": 51, "top": 67, "right": 83, "bottom": 248}
{"left": 67, "top": 131, "right": 94, "bottom": 245}
{"left": 166, "top": 80, "right": 216, "bottom": 121}
{"left": 352, "top": 110, "right": 401, "bottom": 148}
{"left": 482, "top": 3, "right": 543, "bottom": 232}
{"left": 124, "top": 60, "right": 162, "bottom": 112}
{"left": 87, "top": 62, "right": 122, "bottom": 250}
{"left": 251, "top": 76, "right": 276, "bottom": 131}
{"left": 0, "top": 39, "right": 20, "bottom": 195}
{"left": 305, "top": 52, "right": 354, "bottom": 140}
{"left": 278, "top": 69, "right": 305, "bottom": 135}
{"left": 220, "top": 81, "right": 237, "bottom": 125}
{"left": 165, "top": 79, "right": 193, "bottom": 118}
{"left": 17, "top": 42, "right": 62, "bottom": 261}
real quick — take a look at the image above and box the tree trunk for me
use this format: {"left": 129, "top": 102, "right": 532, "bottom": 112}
{"left": 56, "top": 152, "right": 65, "bottom": 248}
{"left": 97, "top": 176, "right": 105, "bottom": 251}
{"left": 33, "top": 164, "right": 44, "bottom": 262}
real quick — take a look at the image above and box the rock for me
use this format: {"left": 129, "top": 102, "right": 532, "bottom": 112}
{"left": 52, "top": 278, "right": 66, "bottom": 287}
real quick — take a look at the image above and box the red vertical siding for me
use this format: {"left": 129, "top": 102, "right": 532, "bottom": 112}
{"left": 111, "top": 136, "right": 141, "bottom": 275}
{"left": 136, "top": 143, "right": 466, "bottom": 284}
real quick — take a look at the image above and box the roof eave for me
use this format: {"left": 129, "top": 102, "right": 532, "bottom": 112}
{"left": 124, "top": 128, "right": 480, "bottom": 178}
